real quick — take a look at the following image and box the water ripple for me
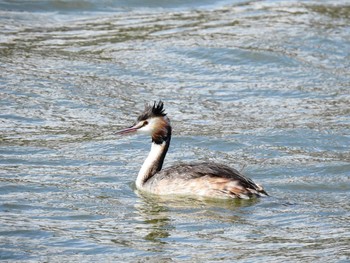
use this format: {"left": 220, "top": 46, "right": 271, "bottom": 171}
{"left": 1, "top": 0, "right": 349, "bottom": 262}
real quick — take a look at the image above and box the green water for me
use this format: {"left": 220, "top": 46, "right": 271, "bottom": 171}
{"left": 0, "top": 0, "right": 349, "bottom": 262}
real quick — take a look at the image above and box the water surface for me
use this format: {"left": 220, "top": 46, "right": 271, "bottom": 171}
{"left": 1, "top": 0, "right": 349, "bottom": 262}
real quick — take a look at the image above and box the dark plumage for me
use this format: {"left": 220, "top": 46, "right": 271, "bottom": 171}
{"left": 146, "top": 162, "right": 268, "bottom": 199}
{"left": 137, "top": 101, "right": 166, "bottom": 122}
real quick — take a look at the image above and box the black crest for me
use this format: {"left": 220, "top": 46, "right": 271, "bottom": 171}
{"left": 137, "top": 101, "right": 166, "bottom": 121}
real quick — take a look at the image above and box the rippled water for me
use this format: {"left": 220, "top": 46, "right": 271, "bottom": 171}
{"left": 1, "top": 0, "right": 350, "bottom": 262}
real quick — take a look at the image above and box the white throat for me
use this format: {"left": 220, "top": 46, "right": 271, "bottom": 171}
{"left": 136, "top": 141, "right": 166, "bottom": 189}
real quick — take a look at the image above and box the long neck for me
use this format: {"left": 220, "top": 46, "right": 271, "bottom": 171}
{"left": 136, "top": 127, "right": 171, "bottom": 189}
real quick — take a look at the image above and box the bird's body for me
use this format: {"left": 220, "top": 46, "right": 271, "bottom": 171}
{"left": 117, "top": 101, "right": 267, "bottom": 199}
{"left": 141, "top": 162, "right": 266, "bottom": 199}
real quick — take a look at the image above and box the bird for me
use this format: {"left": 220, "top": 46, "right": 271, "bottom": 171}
{"left": 117, "top": 101, "right": 268, "bottom": 199}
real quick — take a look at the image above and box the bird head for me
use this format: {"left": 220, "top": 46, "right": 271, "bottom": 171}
{"left": 116, "top": 101, "right": 171, "bottom": 144}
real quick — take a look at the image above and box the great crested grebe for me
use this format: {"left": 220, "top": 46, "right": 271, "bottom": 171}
{"left": 117, "top": 101, "right": 268, "bottom": 199}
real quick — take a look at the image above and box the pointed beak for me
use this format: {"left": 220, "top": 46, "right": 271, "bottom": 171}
{"left": 115, "top": 126, "right": 137, "bottom": 135}
{"left": 115, "top": 123, "right": 142, "bottom": 135}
